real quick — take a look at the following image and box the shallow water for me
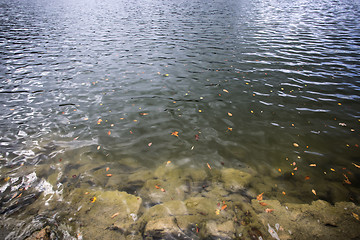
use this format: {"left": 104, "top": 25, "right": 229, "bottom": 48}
{"left": 1, "top": 0, "right": 360, "bottom": 238}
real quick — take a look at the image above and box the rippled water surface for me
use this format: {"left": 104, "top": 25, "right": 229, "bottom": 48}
{"left": 1, "top": 0, "right": 360, "bottom": 238}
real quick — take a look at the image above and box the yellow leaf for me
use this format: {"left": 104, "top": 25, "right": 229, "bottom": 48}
{"left": 312, "top": 189, "right": 316, "bottom": 195}
{"left": 309, "top": 164, "right": 316, "bottom": 167}
{"left": 228, "top": 112, "right": 233, "bottom": 117}
{"left": 352, "top": 163, "right": 360, "bottom": 168}
{"left": 106, "top": 167, "right": 110, "bottom": 171}
{"left": 330, "top": 168, "right": 335, "bottom": 172}
{"left": 223, "top": 89, "right": 229, "bottom": 93}
{"left": 215, "top": 209, "right": 220, "bottom": 215}
{"left": 293, "top": 143, "right": 299, "bottom": 147}
{"left": 278, "top": 168, "right": 282, "bottom": 172}
{"left": 4, "top": 177, "right": 10, "bottom": 182}
{"left": 97, "top": 119, "right": 102, "bottom": 124}
{"left": 227, "top": 127, "right": 232, "bottom": 131}
{"left": 352, "top": 212, "right": 360, "bottom": 221}
{"left": 90, "top": 197, "right": 96, "bottom": 203}
{"left": 207, "top": 163, "right": 212, "bottom": 170}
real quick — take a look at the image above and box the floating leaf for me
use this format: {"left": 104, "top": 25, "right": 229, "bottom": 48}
{"left": 257, "top": 192, "right": 264, "bottom": 201}
{"left": 227, "top": 112, "right": 233, "bottom": 117}
{"left": 259, "top": 202, "right": 268, "bottom": 206}
{"left": 161, "top": 188, "right": 166, "bottom": 192}
{"left": 227, "top": 127, "right": 232, "bottom": 131}
{"left": 166, "top": 161, "right": 171, "bottom": 165}
{"left": 309, "top": 164, "right": 316, "bottom": 167}
{"left": 106, "top": 174, "right": 112, "bottom": 177}
{"left": 293, "top": 143, "right": 299, "bottom": 147}
{"left": 215, "top": 209, "right": 220, "bottom": 215}
{"left": 4, "top": 177, "right": 10, "bottom": 182}
{"left": 223, "top": 89, "right": 229, "bottom": 93}
{"left": 108, "top": 131, "right": 111, "bottom": 135}
{"left": 330, "top": 168, "right": 335, "bottom": 172}
{"left": 207, "top": 163, "right": 212, "bottom": 170}
{"left": 97, "top": 119, "right": 102, "bottom": 124}
{"left": 304, "top": 176, "right": 310, "bottom": 180}
{"left": 343, "top": 174, "right": 351, "bottom": 184}
{"left": 221, "top": 204, "right": 228, "bottom": 210}
{"left": 148, "top": 142, "right": 152, "bottom": 147}
{"left": 90, "top": 197, "right": 96, "bottom": 203}
{"left": 140, "top": 113, "right": 149, "bottom": 116}
{"left": 312, "top": 189, "right": 317, "bottom": 195}
{"left": 282, "top": 191, "right": 286, "bottom": 195}
{"left": 171, "top": 131, "right": 179, "bottom": 137}
{"left": 265, "top": 208, "right": 274, "bottom": 213}
{"left": 155, "top": 185, "right": 160, "bottom": 189}
{"left": 352, "top": 212, "right": 360, "bottom": 221}
{"left": 195, "top": 134, "right": 199, "bottom": 141}
{"left": 106, "top": 167, "right": 110, "bottom": 172}
{"left": 278, "top": 168, "right": 281, "bottom": 172}
{"left": 352, "top": 163, "right": 360, "bottom": 168}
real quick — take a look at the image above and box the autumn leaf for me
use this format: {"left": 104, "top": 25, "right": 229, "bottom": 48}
{"left": 111, "top": 212, "right": 120, "bottom": 219}
{"left": 278, "top": 169, "right": 282, "bottom": 172}
{"left": 106, "top": 167, "right": 110, "bottom": 171}
{"left": 282, "top": 191, "right": 286, "bottom": 195}
{"left": 223, "top": 89, "right": 229, "bottom": 93}
{"left": 309, "top": 164, "right": 316, "bottom": 167}
{"left": 155, "top": 185, "right": 160, "bottom": 189}
{"left": 330, "top": 168, "right": 335, "bottom": 172}
{"left": 215, "top": 209, "right": 220, "bottom": 215}
{"left": 221, "top": 204, "right": 228, "bottom": 210}
{"left": 304, "top": 176, "right": 310, "bottom": 180}
{"left": 139, "top": 113, "right": 148, "bottom": 116}
{"left": 352, "top": 212, "right": 360, "bottom": 221}
{"left": 293, "top": 143, "right": 299, "bottom": 147}
{"left": 257, "top": 192, "right": 264, "bottom": 201}
{"left": 97, "top": 119, "right": 102, "bottom": 125}
{"left": 259, "top": 202, "right": 268, "bottom": 206}
{"left": 90, "top": 197, "right": 96, "bottom": 203}
{"left": 148, "top": 142, "right": 152, "bottom": 147}
{"left": 171, "top": 131, "right": 179, "bottom": 137}
{"left": 4, "top": 177, "right": 10, "bottom": 182}
{"left": 195, "top": 134, "right": 199, "bottom": 141}
{"left": 352, "top": 163, "right": 360, "bottom": 168}
{"left": 343, "top": 174, "right": 351, "bottom": 184}
{"left": 265, "top": 208, "right": 274, "bottom": 213}
{"left": 207, "top": 163, "right": 212, "bottom": 170}
{"left": 108, "top": 131, "right": 111, "bottom": 135}
{"left": 161, "top": 188, "right": 166, "bottom": 192}
{"left": 106, "top": 174, "right": 112, "bottom": 177}
{"left": 227, "top": 112, "right": 233, "bottom": 117}
{"left": 227, "top": 127, "right": 232, "bottom": 131}
{"left": 312, "top": 189, "right": 317, "bottom": 195}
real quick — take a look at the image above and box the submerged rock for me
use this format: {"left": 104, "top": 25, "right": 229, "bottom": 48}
{"left": 221, "top": 168, "right": 252, "bottom": 192}
{"left": 26, "top": 226, "right": 51, "bottom": 240}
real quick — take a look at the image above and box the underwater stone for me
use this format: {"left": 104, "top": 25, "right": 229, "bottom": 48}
{"left": 221, "top": 168, "right": 252, "bottom": 192}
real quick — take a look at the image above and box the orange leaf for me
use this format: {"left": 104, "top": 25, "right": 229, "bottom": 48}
{"left": 352, "top": 163, "right": 360, "bottom": 168}
{"left": 312, "top": 189, "right": 317, "bottom": 195}
{"left": 223, "top": 89, "right": 229, "bottom": 93}
{"left": 90, "top": 197, "right": 96, "bottom": 203}
{"left": 309, "top": 164, "right": 316, "bottom": 167}
{"left": 111, "top": 212, "right": 120, "bottom": 219}
{"left": 171, "top": 131, "right": 179, "bottom": 137}
{"left": 155, "top": 185, "right": 160, "bottom": 189}
{"left": 343, "top": 174, "right": 351, "bottom": 184}
{"left": 265, "top": 208, "right": 274, "bottom": 213}
{"left": 161, "top": 188, "right": 166, "bottom": 192}
{"left": 259, "top": 202, "right": 268, "bottom": 206}
{"left": 108, "top": 131, "right": 111, "bottom": 135}
{"left": 106, "top": 167, "right": 110, "bottom": 172}
{"left": 282, "top": 191, "right": 286, "bottom": 195}
{"left": 207, "top": 163, "right": 212, "bottom": 170}
{"left": 106, "top": 174, "right": 112, "bottom": 177}
{"left": 304, "top": 176, "right": 310, "bottom": 180}
{"left": 257, "top": 192, "right": 264, "bottom": 201}
{"left": 140, "top": 113, "right": 148, "bottom": 116}
{"left": 278, "top": 168, "right": 281, "bottom": 172}
{"left": 352, "top": 212, "right": 360, "bottom": 221}
{"left": 227, "top": 112, "right": 233, "bottom": 117}
{"left": 293, "top": 143, "right": 299, "bottom": 147}
{"left": 221, "top": 204, "right": 227, "bottom": 210}
{"left": 97, "top": 119, "right": 102, "bottom": 124}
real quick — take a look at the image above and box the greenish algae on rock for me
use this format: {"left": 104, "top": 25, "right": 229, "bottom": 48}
{"left": 221, "top": 168, "right": 252, "bottom": 192}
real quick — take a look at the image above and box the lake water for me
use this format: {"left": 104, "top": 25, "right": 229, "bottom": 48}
{"left": 1, "top": 0, "right": 360, "bottom": 239}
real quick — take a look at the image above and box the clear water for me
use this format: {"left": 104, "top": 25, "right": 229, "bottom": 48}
{"left": 1, "top": 0, "right": 360, "bottom": 238}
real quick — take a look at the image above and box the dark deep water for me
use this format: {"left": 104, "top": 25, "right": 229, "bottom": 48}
{"left": 1, "top": 0, "right": 360, "bottom": 238}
